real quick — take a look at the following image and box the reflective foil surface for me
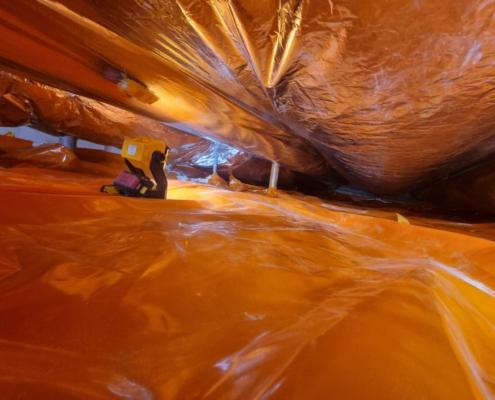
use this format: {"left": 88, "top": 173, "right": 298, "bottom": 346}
{"left": 2, "top": 3, "right": 495, "bottom": 398}
{"left": 0, "top": 70, "right": 201, "bottom": 149}
{"left": 3, "top": 1, "right": 495, "bottom": 192}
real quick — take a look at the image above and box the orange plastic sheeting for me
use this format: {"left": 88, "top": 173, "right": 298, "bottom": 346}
{"left": 0, "top": 165, "right": 495, "bottom": 399}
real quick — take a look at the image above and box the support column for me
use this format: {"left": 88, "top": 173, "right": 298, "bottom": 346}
{"left": 269, "top": 161, "right": 280, "bottom": 192}
{"left": 212, "top": 142, "right": 219, "bottom": 175}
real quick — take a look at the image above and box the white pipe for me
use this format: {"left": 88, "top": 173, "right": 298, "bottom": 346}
{"left": 212, "top": 142, "right": 219, "bottom": 175}
{"left": 269, "top": 161, "right": 280, "bottom": 190}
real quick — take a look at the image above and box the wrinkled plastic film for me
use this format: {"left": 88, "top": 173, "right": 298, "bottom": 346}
{"left": 0, "top": 0, "right": 327, "bottom": 176}
{"left": 2, "top": 1, "right": 495, "bottom": 192}
{"left": 0, "top": 70, "right": 202, "bottom": 149}
{"left": 1, "top": 152, "right": 495, "bottom": 398}
{"left": 2, "top": 3, "right": 495, "bottom": 398}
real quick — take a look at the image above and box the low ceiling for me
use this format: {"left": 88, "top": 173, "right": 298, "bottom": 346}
{"left": 1, "top": 0, "right": 495, "bottom": 194}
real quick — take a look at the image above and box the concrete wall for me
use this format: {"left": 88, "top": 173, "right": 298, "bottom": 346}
{"left": 0, "top": 126, "right": 120, "bottom": 153}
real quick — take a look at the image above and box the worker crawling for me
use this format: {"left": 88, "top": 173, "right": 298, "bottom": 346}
{"left": 101, "top": 137, "right": 169, "bottom": 199}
